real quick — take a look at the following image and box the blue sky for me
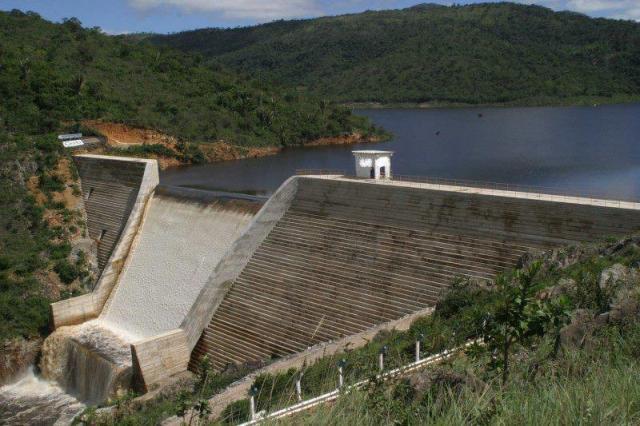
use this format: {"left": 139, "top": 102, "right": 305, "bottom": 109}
{"left": 1, "top": 0, "right": 638, "bottom": 34}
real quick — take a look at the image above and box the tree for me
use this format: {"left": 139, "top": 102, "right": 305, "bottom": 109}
{"left": 484, "top": 262, "right": 541, "bottom": 384}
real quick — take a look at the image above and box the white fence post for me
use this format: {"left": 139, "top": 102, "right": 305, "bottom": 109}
{"left": 379, "top": 345, "right": 388, "bottom": 372}
{"left": 415, "top": 333, "right": 424, "bottom": 363}
{"left": 249, "top": 385, "right": 258, "bottom": 420}
{"left": 296, "top": 373, "right": 303, "bottom": 402}
{"left": 338, "top": 358, "right": 346, "bottom": 388}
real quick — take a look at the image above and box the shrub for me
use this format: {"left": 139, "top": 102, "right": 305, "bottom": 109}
{"left": 54, "top": 259, "right": 79, "bottom": 284}
{"left": 48, "top": 242, "right": 71, "bottom": 260}
{"left": 39, "top": 173, "right": 65, "bottom": 193}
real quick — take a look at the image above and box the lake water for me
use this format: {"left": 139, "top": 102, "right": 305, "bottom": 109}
{"left": 161, "top": 104, "right": 640, "bottom": 200}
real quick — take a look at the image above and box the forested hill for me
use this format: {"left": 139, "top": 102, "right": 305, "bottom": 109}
{"left": 0, "top": 10, "right": 373, "bottom": 147}
{"left": 149, "top": 3, "right": 640, "bottom": 105}
{"left": 0, "top": 10, "right": 377, "bottom": 348}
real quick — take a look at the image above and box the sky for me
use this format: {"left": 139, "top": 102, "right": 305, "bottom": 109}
{"left": 1, "top": 0, "right": 638, "bottom": 34}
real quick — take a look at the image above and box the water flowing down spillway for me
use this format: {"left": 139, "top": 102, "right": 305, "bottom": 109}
{"left": 98, "top": 193, "right": 256, "bottom": 340}
{"left": 0, "top": 190, "right": 259, "bottom": 424}
{"left": 2, "top": 317, "right": 137, "bottom": 424}
{"left": 40, "top": 321, "right": 134, "bottom": 405}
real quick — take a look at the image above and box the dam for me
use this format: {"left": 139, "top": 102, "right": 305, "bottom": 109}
{"left": 42, "top": 155, "right": 260, "bottom": 404}
{"left": 23, "top": 152, "right": 640, "bottom": 411}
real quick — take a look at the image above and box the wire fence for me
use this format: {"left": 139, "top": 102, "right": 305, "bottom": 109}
{"left": 295, "top": 169, "right": 346, "bottom": 176}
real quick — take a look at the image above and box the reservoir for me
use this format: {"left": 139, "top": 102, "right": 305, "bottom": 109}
{"left": 161, "top": 103, "right": 640, "bottom": 200}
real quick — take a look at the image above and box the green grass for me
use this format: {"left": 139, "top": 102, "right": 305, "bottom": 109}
{"left": 0, "top": 131, "right": 91, "bottom": 341}
{"left": 284, "top": 324, "right": 640, "bottom": 425}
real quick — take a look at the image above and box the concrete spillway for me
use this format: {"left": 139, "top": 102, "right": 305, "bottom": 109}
{"left": 100, "top": 188, "right": 256, "bottom": 340}
{"left": 32, "top": 154, "right": 640, "bottom": 413}
{"left": 43, "top": 155, "right": 260, "bottom": 405}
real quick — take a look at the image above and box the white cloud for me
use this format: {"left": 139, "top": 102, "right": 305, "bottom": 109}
{"left": 102, "top": 29, "right": 132, "bottom": 35}
{"left": 129, "top": 0, "right": 322, "bottom": 19}
{"left": 531, "top": 0, "right": 640, "bottom": 20}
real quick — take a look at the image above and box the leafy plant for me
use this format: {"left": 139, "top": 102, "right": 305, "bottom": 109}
{"left": 482, "top": 262, "right": 541, "bottom": 384}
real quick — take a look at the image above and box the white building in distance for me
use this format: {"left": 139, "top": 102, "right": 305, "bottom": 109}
{"left": 353, "top": 150, "right": 394, "bottom": 179}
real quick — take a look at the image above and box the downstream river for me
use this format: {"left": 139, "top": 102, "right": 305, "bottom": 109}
{"left": 161, "top": 103, "right": 640, "bottom": 200}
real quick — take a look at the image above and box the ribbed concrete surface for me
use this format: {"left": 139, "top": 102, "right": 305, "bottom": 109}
{"left": 74, "top": 157, "right": 147, "bottom": 272}
{"left": 100, "top": 191, "right": 257, "bottom": 340}
{"left": 192, "top": 176, "right": 640, "bottom": 370}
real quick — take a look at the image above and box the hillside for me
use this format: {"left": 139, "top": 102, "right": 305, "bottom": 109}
{"left": 0, "top": 9, "right": 379, "bottom": 381}
{"left": 149, "top": 3, "right": 640, "bottom": 105}
{"left": 0, "top": 10, "right": 378, "bottom": 154}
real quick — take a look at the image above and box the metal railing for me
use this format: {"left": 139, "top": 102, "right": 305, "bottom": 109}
{"left": 296, "top": 169, "right": 346, "bottom": 176}
{"left": 240, "top": 340, "right": 479, "bottom": 425}
{"left": 295, "top": 170, "right": 639, "bottom": 208}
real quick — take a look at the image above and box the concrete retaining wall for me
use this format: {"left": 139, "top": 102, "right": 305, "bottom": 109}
{"left": 191, "top": 176, "right": 640, "bottom": 371}
{"left": 131, "top": 329, "right": 190, "bottom": 392}
{"left": 51, "top": 155, "right": 158, "bottom": 329}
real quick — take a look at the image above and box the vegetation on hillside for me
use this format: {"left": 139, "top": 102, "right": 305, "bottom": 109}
{"left": 150, "top": 3, "right": 640, "bottom": 105}
{"left": 0, "top": 131, "right": 91, "bottom": 343}
{"left": 81, "top": 235, "right": 640, "bottom": 424}
{"left": 0, "top": 9, "right": 379, "bottom": 154}
{"left": 0, "top": 8, "right": 382, "bottom": 348}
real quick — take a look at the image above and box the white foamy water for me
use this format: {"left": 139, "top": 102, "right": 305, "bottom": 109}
{"left": 0, "top": 367, "right": 85, "bottom": 425}
{"left": 1, "top": 195, "right": 256, "bottom": 420}
{"left": 100, "top": 197, "right": 254, "bottom": 339}
{"left": 1, "top": 317, "right": 134, "bottom": 423}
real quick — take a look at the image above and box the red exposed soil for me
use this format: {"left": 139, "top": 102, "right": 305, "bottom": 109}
{"left": 81, "top": 120, "right": 382, "bottom": 170}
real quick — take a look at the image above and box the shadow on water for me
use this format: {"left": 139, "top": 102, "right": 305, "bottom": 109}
{"left": 161, "top": 103, "right": 640, "bottom": 200}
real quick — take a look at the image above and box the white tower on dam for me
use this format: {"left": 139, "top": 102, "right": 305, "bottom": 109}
{"left": 353, "top": 150, "right": 393, "bottom": 179}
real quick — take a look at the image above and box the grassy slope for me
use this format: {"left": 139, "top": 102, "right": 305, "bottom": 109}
{"left": 150, "top": 3, "right": 640, "bottom": 105}
{"left": 0, "top": 133, "right": 87, "bottom": 341}
{"left": 289, "top": 340, "right": 640, "bottom": 425}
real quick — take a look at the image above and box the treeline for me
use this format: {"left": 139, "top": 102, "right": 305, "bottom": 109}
{"left": 149, "top": 3, "right": 640, "bottom": 104}
{"left": 0, "top": 10, "right": 375, "bottom": 148}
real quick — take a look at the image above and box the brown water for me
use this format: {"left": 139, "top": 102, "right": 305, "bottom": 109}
{"left": 1, "top": 321, "right": 133, "bottom": 425}
{"left": 0, "top": 368, "right": 84, "bottom": 426}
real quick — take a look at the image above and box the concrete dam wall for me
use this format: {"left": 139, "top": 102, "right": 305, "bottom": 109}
{"left": 191, "top": 176, "right": 640, "bottom": 370}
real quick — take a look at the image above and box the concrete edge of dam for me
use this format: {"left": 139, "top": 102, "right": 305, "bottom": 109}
{"left": 50, "top": 155, "right": 159, "bottom": 329}
{"left": 325, "top": 175, "right": 640, "bottom": 210}
{"left": 179, "top": 176, "right": 300, "bottom": 351}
